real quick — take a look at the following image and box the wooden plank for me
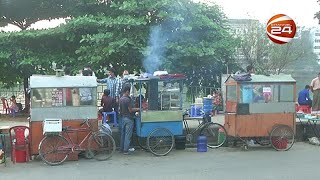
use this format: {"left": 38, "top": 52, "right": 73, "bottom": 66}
{"left": 226, "top": 101, "right": 237, "bottom": 113}
{"left": 256, "top": 113, "right": 295, "bottom": 136}
{"left": 232, "top": 113, "right": 295, "bottom": 137}
{"left": 224, "top": 114, "right": 236, "bottom": 136}
{"left": 235, "top": 115, "right": 257, "bottom": 137}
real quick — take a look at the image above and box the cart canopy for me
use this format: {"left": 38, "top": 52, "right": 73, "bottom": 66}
{"left": 30, "top": 75, "right": 97, "bottom": 88}
{"left": 225, "top": 74, "right": 296, "bottom": 84}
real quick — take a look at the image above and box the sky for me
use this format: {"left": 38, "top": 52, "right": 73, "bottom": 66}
{"left": 212, "top": 0, "right": 320, "bottom": 27}
{"left": 1, "top": 0, "right": 320, "bottom": 31}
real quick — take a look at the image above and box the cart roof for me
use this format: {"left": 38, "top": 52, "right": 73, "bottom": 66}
{"left": 225, "top": 74, "right": 296, "bottom": 83}
{"left": 30, "top": 75, "right": 97, "bottom": 88}
{"left": 127, "top": 75, "right": 185, "bottom": 82}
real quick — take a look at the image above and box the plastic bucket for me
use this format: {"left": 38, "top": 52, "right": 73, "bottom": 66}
{"left": 203, "top": 98, "right": 213, "bottom": 114}
{"left": 15, "top": 150, "right": 27, "bottom": 163}
{"left": 197, "top": 135, "right": 207, "bottom": 152}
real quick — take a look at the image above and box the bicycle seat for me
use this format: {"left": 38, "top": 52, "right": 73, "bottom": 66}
{"left": 62, "top": 126, "right": 71, "bottom": 132}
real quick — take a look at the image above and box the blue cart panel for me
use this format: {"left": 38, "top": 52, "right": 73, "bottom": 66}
{"left": 135, "top": 118, "right": 183, "bottom": 137}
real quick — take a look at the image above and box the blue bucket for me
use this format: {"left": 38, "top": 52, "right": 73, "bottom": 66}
{"left": 190, "top": 105, "right": 202, "bottom": 117}
{"left": 203, "top": 98, "right": 213, "bottom": 114}
{"left": 197, "top": 135, "right": 207, "bottom": 152}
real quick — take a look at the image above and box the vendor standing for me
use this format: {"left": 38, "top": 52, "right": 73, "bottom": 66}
{"left": 310, "top": 72, "right": 320, "bottom": 112}
{"left": 97, "top": 67, "right": 122, "bottom": 123}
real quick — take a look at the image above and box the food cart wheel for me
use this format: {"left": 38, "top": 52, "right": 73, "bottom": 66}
{"left": 269, "top": 125, "right": 294, "bottom": 151}
{"left": 137, "top": 137, "right": 148, "bottom": 151}
{"left": 200, "top": 122, "right": 228, "bottom": 148}
{"left": 88, "top": 132, "right": 116, "bottom": 161}
{"left": 38, "top": 135, "right": 70, "bottom": 166}
{"left": 147, "top": 128, "right": 174, "bottom": 156}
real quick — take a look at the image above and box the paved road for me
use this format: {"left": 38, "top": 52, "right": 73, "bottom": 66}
{"left": 1, "top": 142, "right": 319, "bottom": 180}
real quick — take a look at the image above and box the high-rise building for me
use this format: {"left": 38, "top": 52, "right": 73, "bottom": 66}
{"left": 312, "top": 28, "right": 320, "bottom": 63}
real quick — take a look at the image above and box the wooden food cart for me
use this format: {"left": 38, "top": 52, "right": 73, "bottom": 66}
{"left": 224, "top": 74, "right": 296, "bottom": 150}
{"left": 29, "top": 74, "right": 98, "bottom": 159}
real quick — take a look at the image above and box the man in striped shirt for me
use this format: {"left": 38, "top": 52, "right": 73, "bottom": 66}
{"left": 97, "top": 68, "right": 122, "bottom": 123}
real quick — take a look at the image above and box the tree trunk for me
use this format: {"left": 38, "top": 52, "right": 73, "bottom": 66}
{"left": 23, "top": 77, "right": 30, "bottom": 114}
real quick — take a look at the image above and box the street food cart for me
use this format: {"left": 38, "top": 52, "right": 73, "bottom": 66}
{"left": 224, "top": 74, "right": 296, "bottom": 150}
{"left": 29, "top": 74, "right": 98, "bottom": 159}
{"left": 130, "top": 74, "right": 185, "bottom": 156}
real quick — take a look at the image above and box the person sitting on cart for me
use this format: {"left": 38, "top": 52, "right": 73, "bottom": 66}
{"left": 119, "top": 85, "right": 140, "bottom": 155}
{"left": 99, "top": 89, "right": 115, "bottom": 120}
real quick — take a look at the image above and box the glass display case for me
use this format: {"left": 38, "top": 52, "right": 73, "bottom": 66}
{"left": 29, "top": 75, "right": 97, "bottom": 121}
{"left": 239, "top": 84, "right": 294, "bottom": 104}
{"left": 31, "top": 87, "right": 97, "bottom": 108}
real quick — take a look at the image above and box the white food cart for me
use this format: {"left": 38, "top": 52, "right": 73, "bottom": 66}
{"left": 29, "top": 75, "right": 98, "bottom": 158}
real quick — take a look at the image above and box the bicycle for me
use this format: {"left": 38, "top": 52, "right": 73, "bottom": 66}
{"left": 38, "top": 118, "right": 116, "bottom": 166}
{"left": 183, "top": 112, "right": 227, "bottom": 148}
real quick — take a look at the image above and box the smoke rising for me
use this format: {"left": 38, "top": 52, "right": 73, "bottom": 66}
{"left": 143, "top": 26, "right": 167, "bottom": 74}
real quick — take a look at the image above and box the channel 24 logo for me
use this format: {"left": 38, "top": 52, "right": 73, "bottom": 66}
{"left": 266, "top": 14, "right": 296, "bottom": 44}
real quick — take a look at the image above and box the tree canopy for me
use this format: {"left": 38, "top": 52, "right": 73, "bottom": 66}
{"left": 0, "top": 0, "right": 238, "bottom": 89}
{"left": 0, "top": 0, "right": 111, "bottom": 30}
{"left": 235, "top": 21, "right": 316, "bottom": 74}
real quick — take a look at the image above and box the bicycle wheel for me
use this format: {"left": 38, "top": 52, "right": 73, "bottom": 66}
{"left": 270, "top": 125, "right": 294, "bottom": 151}
{"left": 137, "top": 136, "right": 148, "bottom": 150}
{"left": 38, "top": 135, "right": 70, "bottom": 166}
{"left": 88, "top": 132, "right": 116, "bottom": 161}
{"left": 147, "top": 128, "right": 174, "bottom": 156}
{"left": 200, "top": 122, "right": 227, "bottom": 148}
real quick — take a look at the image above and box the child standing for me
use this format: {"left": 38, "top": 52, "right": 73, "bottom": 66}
{"left": 9, "top": 95, "right": 19, "bottom": 117}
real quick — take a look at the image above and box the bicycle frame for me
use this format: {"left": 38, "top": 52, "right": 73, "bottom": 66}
{"left": 58, "top": 122, "right": 97, "bottom": 153}
{"left": 183, "top": 116, "right": 208, "bottom": 136}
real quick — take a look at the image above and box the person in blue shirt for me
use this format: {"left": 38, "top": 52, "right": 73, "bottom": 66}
{"left": 298, "top": 85, "right": 312, "bottom": 107}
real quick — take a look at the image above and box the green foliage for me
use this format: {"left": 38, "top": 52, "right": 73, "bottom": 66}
{"left": 0, "top": 0, "right": 238, "bottom": 88}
